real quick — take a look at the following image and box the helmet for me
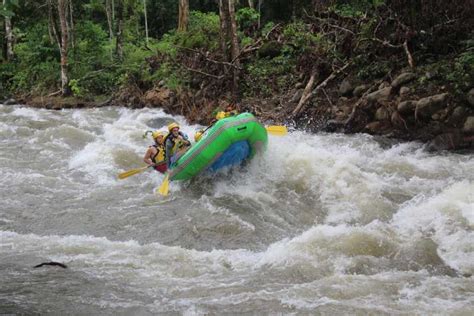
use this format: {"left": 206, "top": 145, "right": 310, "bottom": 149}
{"left": 152, "top": 131, "right": 166, "bottom": 139}
{"left": 194, "top": 130, "right": 204, "bottom": 142}
{"left": 168, "top": 122, "right": 180, "bottom": 132}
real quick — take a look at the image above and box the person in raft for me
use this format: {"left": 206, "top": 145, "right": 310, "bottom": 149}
{"left": 215, "top": 104, "right": 239, "bottom": 120}
{"left": 143, "top": 130, "right": 168, "bottom": 173}
{"left": 164, "top": 122, "right": 191, "bottom": 168}
{"left": 194, "top": 104, "right": 239, "bottom": 142}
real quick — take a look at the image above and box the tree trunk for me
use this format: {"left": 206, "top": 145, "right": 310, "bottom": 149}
{"left": 47, "top": 0, "right": 60, "bottom": 45}
{"left": 227, "top": 0, "right": 240, "bottom": 97}
{"left": 105, "top": 0, "right": 114, "bottom": 60}
{"left": 57, "top": 0, "right": 71, "bottom": 96}
{"left": 68, "top": 0, "right": 74, "bottom": 48}
{"left": 178, "top": 0, "right": 189, "bottom": 32}
{"left": 248, "top": 0, "right": 254, "bottom": 9}
{"left": 218, "top": 0, "right": 230, "bottom": 57}
{"left": 115, "top": 0, "right": 123, "bottom": 60}
{"left": 143, "top": 0, "right": 149, "bottom": 45}
{"left": 257, "top": 0, "right": 263, "bottom": 28}
{"left": 105, "top": 0, "right": 113, "bottom": 41}
{"left": 3, "top": 0, "right": 14, "bottom": 61}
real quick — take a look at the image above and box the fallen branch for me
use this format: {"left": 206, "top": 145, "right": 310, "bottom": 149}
{"left": 47, "top": 90, "right": 61, "bottom": 97}
{"left": 176, "top": 45, "right": 241, "bottom": 70}
{"left": 403, "top": 40, "right": 415, "bottom": 68}
{"left": 292, "top": 62, "right": 351, "bottom": 118}
{"left": 291, "top": 71, "right": 317, "bottom": 117}
{"left": 183, "top": 65, "right": 224, "bottom": 80}
{"left": 231, "top": 23, "right": 281, "bottom": 63}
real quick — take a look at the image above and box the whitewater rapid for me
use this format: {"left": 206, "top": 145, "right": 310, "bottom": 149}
{"left": 0, "top": 104, "right": 473, "bottom": 314}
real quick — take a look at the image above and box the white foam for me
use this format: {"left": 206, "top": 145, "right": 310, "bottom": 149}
{"left": 392, "top": 181, "right": 474, "bottom": 274}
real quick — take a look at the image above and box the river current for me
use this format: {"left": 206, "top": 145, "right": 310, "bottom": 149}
{"left": 0, "top": 104, "right": 473, "bottom": 314}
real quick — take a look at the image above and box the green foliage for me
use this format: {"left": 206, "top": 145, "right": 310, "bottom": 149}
{"left": 354, "top": 54, "right": 392, "bottom": 79}
{"left": 0, "top": 0, "right": 19, "bottom": 17}
{"left": 9, "top": 24, "right": 59, "bottom": 93}
{"left": 444, "top": 50, "right": 474, "bottom": 92}
{"left": 68, "top": 21, "right": 114, "bottom": 95}
{"left": 152, "top": 61, "right": 184, "bottom": 90}
{"left": 261, "top": 22, "right": 275, "bottom": 36}
{"left": 240, "top": 36, "right": 253, "bottom": 48}
{"left": 155, "top": 33, "right": 178, "bottom": 57}
{"left": 175, "top": 11, "right": 219, "bottom": 50}
{"left": 69, "top": 79, "right": 83, "bottom": 97}
{"left": 2, "top": 0, "right": 470, "bottom": 105}
{"left": 244, "top": 56, "right": 296, "bottom": 97}
{"left": 0, "top": 62, "right": 16, "bottom": 93}
{"left": 282, "top": 22, "right": 321, "bottom": 53}
{"left": 236, "top": 7, "right": 259, "bottom": 30}
{"left": 330, "top": 1, "right": 385, "bottom": 18}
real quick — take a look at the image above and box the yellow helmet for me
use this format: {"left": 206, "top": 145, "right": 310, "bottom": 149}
{"left": 215, "top": 111, "right": 227, "bottom": 120}
{"left": 152, "top": 131, "right": 166, "bottom": 139}
{"left": 168, "top": 122, "right": 180, "bottom": 132}
{"left": 194, "top": 130, "right": 204, "bottom": 142}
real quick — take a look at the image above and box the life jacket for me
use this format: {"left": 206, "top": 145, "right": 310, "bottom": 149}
{"left": 215, "top": 110, "right": 238, "bottom": 120}
{"left": 150, "top": 144, "right": 165, "bottom": 163}
{"left": 164, "top": 131, "right": 189, "bottom": 157}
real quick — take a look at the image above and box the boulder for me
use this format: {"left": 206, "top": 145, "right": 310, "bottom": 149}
{"left": 4, "top": 98, "right": 17, "bottom": 105}
{"left": 367, "top": 87, "right": 392, "bottom": 103}
{"left": 399, "top": 86, "right": 411, "bottom": 99}
{"left": 375, "top": 106, "right": 391, "bottom": 121}
{"left": 334, "top": 105, "right": 351, "bottom": 121}
{"left": 339, "top": 79, "right": 353, "bottom": 96}
{"left": 353, "top": 84, "right": 370, "bottom": 97}
{"left": 143, "top": 88, "right": 173, "bottom": 107}
{"left": 463, "top": 116, "right": 474, "bottom": 134}
{"left": 415, "top": 93, "right": 449, "bottom": 119}
{"left": 449, "top": 106, "right": 468, "bottom": 126}
{"left": 391, "top": 111, "right": 407, "bottom": 129}
{"left": 379, "top": 82, "right": 390, "bottom": 90}
{"left": 364, "top": 121, "right": 391, "bottom": 134}
{"left": 323, "top": 119, "right": 345, "bottom": 132}
{"left": 467, "top": 88, "right": 474, "bottom": 107}
{"left": 427, "top": 131, "right": 463, "bottom": 151}
{"left": 391, "top": 72, "right": 416, "bottom": 89}
{"left": 397, "top": 100, "right": 417, "bottom": 114}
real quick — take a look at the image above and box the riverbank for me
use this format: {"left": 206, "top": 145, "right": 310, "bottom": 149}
{"left": 6, "top": 68, "right": 474, "bottom": 152}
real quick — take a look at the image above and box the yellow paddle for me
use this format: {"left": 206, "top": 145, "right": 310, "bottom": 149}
{"left": 266, "top": 125, "right": 288, "bottom": 136}
{"left": 118, "top": 165, "right": 151, "bottom": 180}
{"left": 156, "top": 173, "right": 170, "bottom": 196}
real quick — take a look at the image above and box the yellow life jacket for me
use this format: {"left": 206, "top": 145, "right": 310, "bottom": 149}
{"left": 215, "top": 110, "right": 238, "bottom": 120}
{"left": 165, "top": 131, "right": 189, "bottom": 157}
{"left": 151, "top": 145, "right": 165, "bottom": 163}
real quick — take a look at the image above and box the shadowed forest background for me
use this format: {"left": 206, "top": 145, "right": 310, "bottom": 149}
{"left": 1, "top": 0, "right": 473, "bottom": 149}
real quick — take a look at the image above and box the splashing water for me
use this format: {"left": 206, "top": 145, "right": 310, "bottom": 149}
{"left": 1, "top": 104, "right": 473, "bottom": 314}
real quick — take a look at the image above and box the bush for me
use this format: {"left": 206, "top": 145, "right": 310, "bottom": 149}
{"left": 10, "top": 24, "right": 59, "bottom": 93}
{"left": 243, "top": 56, "right": 296, "bottom": 97}
{"left": 176, "top": 11, "right": 220, "bottom": 50}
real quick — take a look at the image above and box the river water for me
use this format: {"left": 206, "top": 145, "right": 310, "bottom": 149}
{"left": 0, "top": 104, "right": 473, "bottom": 314}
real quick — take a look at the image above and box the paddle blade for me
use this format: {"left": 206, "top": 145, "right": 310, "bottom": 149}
{"left": 157, "top": 174, "right": 170, "bottom": 196}
{"left": 118, "top": 166, "right": 149, "bottom": 179}
{"left": 266, "top": 125, "right": 288, "bottom": 136}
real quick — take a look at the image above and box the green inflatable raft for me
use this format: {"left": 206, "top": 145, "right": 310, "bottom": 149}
{"left": 168, "top": 112, "right": 268, "bottom": 181}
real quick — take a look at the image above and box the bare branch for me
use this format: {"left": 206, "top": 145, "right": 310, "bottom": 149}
{"left": 183, "top": 66, "right": 224, "bottom": 79}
